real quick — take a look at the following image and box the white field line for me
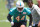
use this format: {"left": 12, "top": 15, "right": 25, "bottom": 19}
{"left": 0, "top": 20, "right": 9, "bottom": 22}
{"left": 0, "top": 19, "right": 29, "bottom": 22}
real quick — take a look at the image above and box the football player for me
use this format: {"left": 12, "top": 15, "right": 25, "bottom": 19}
{"left": 6, "top": 0, "right": 14, "bottom": 11}
{"left": 7, "top": 1, "right": 32, "bottom": 27}
{"left": 27, "top": 0, "right": 40, "bottom": 27}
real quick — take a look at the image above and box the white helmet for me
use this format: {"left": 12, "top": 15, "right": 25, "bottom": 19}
{"left": 16, "top": 1, "right": 24, "bottom": 8}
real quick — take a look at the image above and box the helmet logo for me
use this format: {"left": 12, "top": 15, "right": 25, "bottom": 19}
{"left": 20, "top": 2, "right": 21, "bottom": 6}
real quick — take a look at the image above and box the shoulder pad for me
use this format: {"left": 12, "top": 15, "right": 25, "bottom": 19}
{"left": 10, "top": 7, "right": 16, "bottom": 12}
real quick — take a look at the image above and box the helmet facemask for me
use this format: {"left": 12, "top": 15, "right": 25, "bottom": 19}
{"left": 17, "top": 7, "right": 24, "bottom": 12}
{"left": 16, "top": 1, "right": 24, "bottom": 12}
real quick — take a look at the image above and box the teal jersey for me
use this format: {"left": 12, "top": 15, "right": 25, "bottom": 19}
{"left": 9, "top": 7, "right": 31, "bottom": 23}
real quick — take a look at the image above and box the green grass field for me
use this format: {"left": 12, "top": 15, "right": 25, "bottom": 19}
{"left": 0, "top": 0, "right": 37, "bottom": 27}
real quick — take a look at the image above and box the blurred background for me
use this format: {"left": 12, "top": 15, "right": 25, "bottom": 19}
{"left": 0, "top": 0, "right": 39, "bottom": 27}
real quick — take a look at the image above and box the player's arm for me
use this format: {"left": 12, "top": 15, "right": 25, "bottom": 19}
{"left": 7, "top": 8, "right": 13, "bottom": 22}
{"left": 26, "top": 9, "right": 32, "bottom": 27}
{"left": 34, "top": 5, "right": 40, "bottom": 15}
{"left": 7, "top": 13, "right": 14, "bottom": 26}
{"left": 28, "top": 14, "right": 32, "bottom": 27}
{"left": 7, "top": 14, "right": 12, "bottom": 22}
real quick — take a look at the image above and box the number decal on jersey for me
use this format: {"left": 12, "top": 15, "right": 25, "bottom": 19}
{"left": 21, "top": 16, "right": 25, "bottom": 20}
{"left": 16, "top": 16, "right": 20, "bottom": 21}
{"left": 16, "top": 16, "right": 25, "bottom": 21}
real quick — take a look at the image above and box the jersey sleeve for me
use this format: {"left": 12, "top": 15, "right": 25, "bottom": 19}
{"left": 26, "top": 8, "right": 31, "bottom": 15}
{"left": 9, "top": 8, "right": 14, "bottom": 16}
{"left": 9, "top": 11, "right": 13, "bottom": 16}
{"left": 33, "top": 4, "right": 40, "bottom": 15}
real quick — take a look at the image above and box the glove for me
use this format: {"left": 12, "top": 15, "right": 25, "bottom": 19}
{"left": 11, "top": 22, "right": 14, "bottom": 26}
{"left": 29, "top": 26, "right": 32, "bottom": 27}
